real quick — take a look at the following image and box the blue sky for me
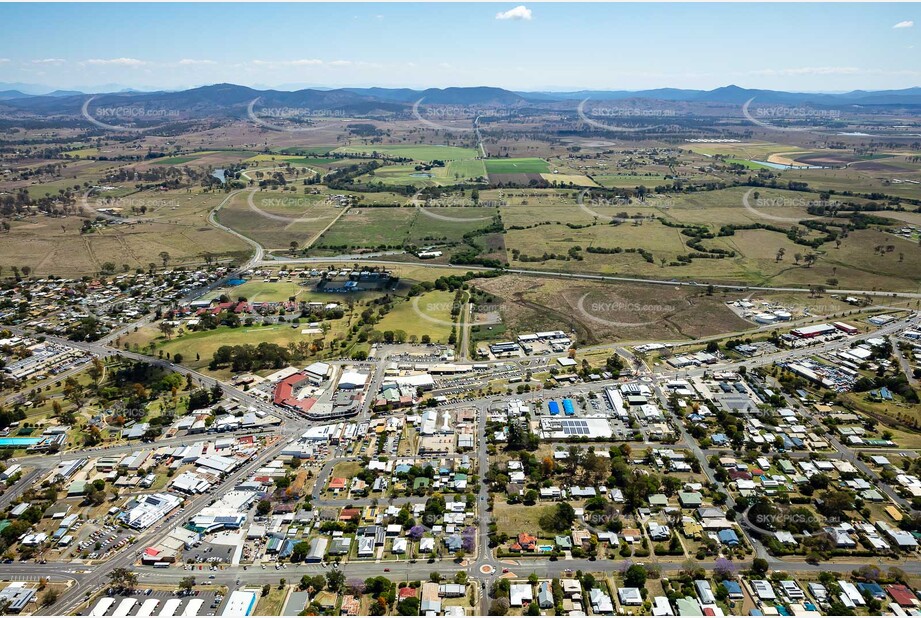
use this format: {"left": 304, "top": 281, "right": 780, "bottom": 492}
{"left": 0, "top": 3, "right": 918, "bottom": 92}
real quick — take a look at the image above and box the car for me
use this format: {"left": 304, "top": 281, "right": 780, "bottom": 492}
{"left": 383, "top": 568, "right": 390, "bottom": 572}
{"left": 502, "top": 568, "right": 509, "bottom": 573}
{"left": 208, "top": 575, "right": 215, "bottom": 579}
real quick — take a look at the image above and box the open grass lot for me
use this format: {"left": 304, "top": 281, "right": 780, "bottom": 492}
{"left": 493, "top": 185, "right": 921, "bottom": 290}
{"left": 493, "top": 501, "right": 556, "bottom": 541}
{"left": 333, "top": 144, "right": 479, "bottom": 161}
{"left": 685, "top": 141, "right": 806, "bottom": 160}
{"left": 122, "top": 321, "right": 348, "bottom": 375}
{"left": 202, "top": 276, "right": 393, "bottom": 304}
{"left": 0, "top": 190, "right": 250, "bottom": 276}
{"left": 474, "top": 274, "right": 752, "bottom": 345}
{"left": 593, "top": 173, "right": 672, "bottom": 188}
{"left": 446, "top": 158, "right": 488, "bottom": 181}
{"left": 313, "top": 206, "right": 497, "bottom": 251}
{"left": 376, "top": 289, "right": 457, "bottom": 343}
{"left": 254, "top": 586, "right": 288, "bottom": 616}
{"left": 540, "top": 173, "right": 598, "bottom": 187}
{"left": 313, "top": 207, "right": 416, "bottom": 249}
{"left": 484, "top": 158, "right": 550, "bottom": 174}
{"left": 216, "top": 190, "right": 344, "bottom": 252}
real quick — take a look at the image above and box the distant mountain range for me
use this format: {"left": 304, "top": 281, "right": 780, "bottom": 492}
{"left": 3, "top": 83, "right": 921, "bottom": 118}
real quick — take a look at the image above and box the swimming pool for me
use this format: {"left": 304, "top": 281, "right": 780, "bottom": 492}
{"left": 0, "top": 437, "right": 41, "bottom": 447}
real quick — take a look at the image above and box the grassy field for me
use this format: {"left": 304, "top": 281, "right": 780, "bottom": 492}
{"left": 485, "top": 158, "right": 550, "bottom": 174}
{"left": 0, "top": 190, "right": 250, "bottom": 276}
{"left": 254, "top": 586, "right": 288, "bottom": 616}
{"left": 593, "top": 173, "right": 671, "bottom": 188}
{"left": 376, "top": 289, "right": 457, "bottom": 343}
{"left": 215, "top": 190, "right": 344, "bottom": 252}
{"left": 540, "top": 173, "right": 598, "bottom": 187}
{"left": 122, "top": 321, "right": 348, "bottom": 375}
{"left": 474, "top": 274, "right": 752, "bottom": 345}
{"left": 333, "top": 144, "right": 479, "bottom": 161}
{"left": 312, "top": 206, "right": 496, "bottom": 251}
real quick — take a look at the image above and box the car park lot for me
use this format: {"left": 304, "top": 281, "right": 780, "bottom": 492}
{"left": 82, "top": 588, "right": 225, "bottom": 617}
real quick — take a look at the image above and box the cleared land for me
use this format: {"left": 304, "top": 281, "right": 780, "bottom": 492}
{"left": 333, "top": 144, "right": 478, "bottom": 161}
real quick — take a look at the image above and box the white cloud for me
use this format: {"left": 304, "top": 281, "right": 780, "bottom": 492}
{"left": 893, "top": 20, "right": 914, "bottom": 29}
{"left": 751, "top": 66, "right": 862, "bottom": 76}
{"left": 496, "top": 5, "right": 532, "bottom": 21}
{"left": 178, "top": 59, "right": 216, "bottom": 66}
{"left": 85, "top": 58, "right": 147, "bottom": 67}
{"left": 252, "top": 59, "right": 323, "bottom": 68}
{"left": 0, "top": 58, "right": 10, "bottom": 64}
{"left": 32, "top": 58, "right": 65, "bottom": 65}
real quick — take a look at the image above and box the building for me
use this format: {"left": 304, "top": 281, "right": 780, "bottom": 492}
{"left": 221, "top": 591, "right": 256, "bottom": 616}
{"left": 120, "top": 493, "right": 183, "bottom": 530}
{"left": 791, "top": 324, "right": 837, "bottom": 339}
{"left": 0, "top": 584, "right": 36, "bottom": 613}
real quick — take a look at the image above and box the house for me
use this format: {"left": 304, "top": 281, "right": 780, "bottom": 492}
{"left": 510, "top": 532, "right": 538, "bottom": 552}
{"left": 675, "top": 597, "right": 702, "bottom": 616}
{"left": 887, "top": 584, "right": 917, "bottom": 608}
{"left": 561, "top": 579, "right": 582, "bottom": 599}
{"left": 780, "top": 580, "right": 805, "bottom": 600}
{"left": 0, "top": 584, "right": 36, "bottom": 613}
{"left": 619, "top": 587, "right": 643, "bottom": 606}
{"left": 510, "top": 584, "right": 533, "bottom": 607}
{"left": 751, "top": 580, "right": 776, "bottom": 601}
{"left": 653, "top": 597, "right": 674, "bottom": 616}
{"left": 838, "top": 581, "right": 865, "bottom": 606}
{"left": 419, "top": 537, "right": 435, "bottom": 553}
{"left": 807, "top": 583, "right": 827, "bottom": 603}
{"left": 695, "top": 581, "right": 715, "bottom": 605}
{"left": 679, "top": 492, "right": 703, "bottom": 508}
{"left": 718, "top": 529, "right": 740, "bottom": 546}
{"left": 650, "top": 493, "right": 669, "bottom": 508}
{"left": 439, "top": 584, "right": 466, "bottom": 598}
{"left": 538, "top": 582, "right": 553, "bottom": 609}
{"left": 590, "top": 588, "right": 614, "bottom": 614}
{"left": 720, "top": 581, "right": 743, "bottom": 600}
{"left": 649, "top": 522, "right": 671, "bottom": 541}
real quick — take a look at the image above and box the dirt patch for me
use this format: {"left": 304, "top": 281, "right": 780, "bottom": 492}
{"left": 474, "top": 274, "right": 751, "bottom": 345}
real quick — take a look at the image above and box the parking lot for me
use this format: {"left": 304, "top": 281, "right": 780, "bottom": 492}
{"left": 80, "top": 588, "right": 225, "bottom": 617}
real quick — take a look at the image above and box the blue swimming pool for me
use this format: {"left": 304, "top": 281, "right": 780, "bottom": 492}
{"left": 0, "top": 437, "right": 41, "bottom": 447}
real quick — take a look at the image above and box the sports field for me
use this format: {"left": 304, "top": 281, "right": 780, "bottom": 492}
{"left": 484, "top": 158, "right": 550, "bottom": 174}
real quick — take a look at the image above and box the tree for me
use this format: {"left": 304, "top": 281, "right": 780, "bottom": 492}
{"left": 290, "top": 541, "right": 311, "bottom": 562}
{"left": 159, "top": 251, "right": 171, "bottom": 267}
{"left": 751, "top": 558, "right": 769, "bottom": 576}
{"left": 327, "top": 567, "right": 345, "bottom": 592}
{"left": 40, "top": 588, "right": 59, "bottom": 607}
{"left": 158, "top": 321, "right": 176, "bottom": 340}
{"left": 624, "top": 564, "right": 647, "bottom": 587}
{"left": 179, "top": 576, "right": 196, "bottom": 593}
{"left": 256, "top": 499, "right": 272, "bottom": 516}
{"left": 108, "top": 567, "right": 138, "bottom": 592}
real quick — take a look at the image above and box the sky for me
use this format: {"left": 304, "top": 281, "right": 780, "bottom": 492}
{"left": 0, "top": 3, "right": 918, "bottom": 93}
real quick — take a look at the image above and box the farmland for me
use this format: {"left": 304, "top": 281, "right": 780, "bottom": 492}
{"left": 484, "top": 158, "right": 551, "bottom": 174}
{"left": 333, "top": 144, "right": 479, "bottom": 161}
